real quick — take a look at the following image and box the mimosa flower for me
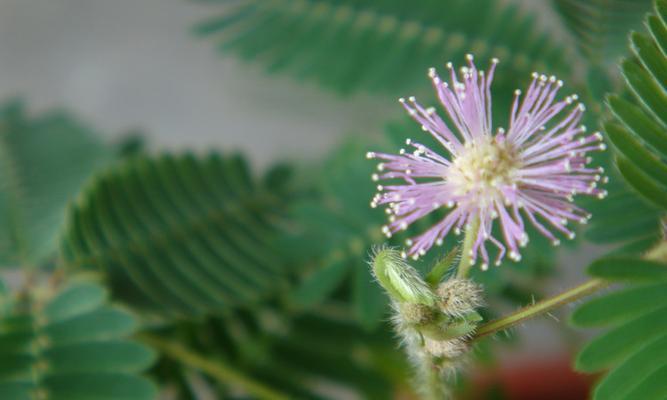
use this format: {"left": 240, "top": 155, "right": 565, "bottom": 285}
{"left": 367, "top": 55, "right": 607, "bottom": 269}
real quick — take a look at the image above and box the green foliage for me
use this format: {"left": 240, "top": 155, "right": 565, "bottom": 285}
{"left": 571, "top": 256, "right": 667, "bottom": 400}
{"left": 0, "top": 277, "right": 8, "bottom": 317}
{"left": 572, "top": 6, "right": 667, "bottom": 399}
{"left": 0, "top": 101, "right": 112, "bottom": 267}
{"left": 584, "top": 0, "right": 667, "bottom": 252}
{"left": 0, "top": 279, "right": 156, "bottom": 400}
{"left": 606, "top": 1, "right": 667, "bottom": 210}
{"left": 288, "top": 138, "right": 388, "bottom": 329}
{"left": 552, "top": 0, "right": 653, "bottom": 64}
{"left": 195, "top": 0, "right": 571, "bottom": 95}
{"left": 150, "top": 308, "right": 408, "bottom": 399}
{"left": 583, "top": 178, "right": 662, "bottom": 250}
{"left": 60, "top": 153, "right": 292, "bottom": 317}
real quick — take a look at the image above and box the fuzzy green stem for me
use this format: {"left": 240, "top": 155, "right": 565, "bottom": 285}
{"left": 423, "top": 360, "right": 448, "bottom": 400}
{"left": 139, "top": 333, "right": 290, "bottom": 400}
{"left": 473, "top": 278, "right": 608, "bottom": 341}
{"left": 456, "top": 216, "right": 480, "bottom": 279}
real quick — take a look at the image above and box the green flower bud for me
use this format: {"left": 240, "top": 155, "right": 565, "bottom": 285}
{"left": 398, "top": 303, "right": 437, "bottom": 326}
{"left": 371, "top": 247, "right": 437, "bottom": 306}
{"left": 437, "top": 278, "right": 483, "bottom": 317}
{"left": 423, "top": 337, "right": 467, "bottom": 359}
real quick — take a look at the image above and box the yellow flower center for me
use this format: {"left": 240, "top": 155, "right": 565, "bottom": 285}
{"left": 448, "top": 136, "right": 520, "bottom": 205}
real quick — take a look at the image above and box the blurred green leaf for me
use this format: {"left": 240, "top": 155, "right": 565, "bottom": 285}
{"left": 604, "top": 122, "right": 667, "bottom": 187}
{"left": 573, "top": 5, "right": 667, "bottom": 398}
{"left": 616, "top": 156, "right": 667, "bottom": 211}
{"left": 196, "top": 0, "right": 572, "bottom": 96}
{"left": 353, "top": 260, "right": 386, "bottom": 330}
{"left": 0, "top": 277, "right": 8, "bottom": 317}
{"left": 622, "top": 59, "right": 667, "bottom": 126}
{"left": 592, "top": 334, "right": 667, "bottom": 400}
{"left": 587, "top": 256, "right": 667, "bottom": 280}
{"left": 150, "top": 309, "right": 408, "bottom": 399}
{"left": 0, "top": 280, "right": 156, "bottom": 400}
{"left": 607, "top": 96, "right": 667, "bottom": 159}
{"left": 291, "top": 258, "right": 348, "bottom": 306}
{"left": 0, "top": 101, "right": 112, "bottom": 267}
{"left": 576, "top": 306, "right": 667, "bottom": 372}
{"left": 621, "top": 364, "right": 667, "bottom": 400}
{"left": 571, "top": 282, "right": 667, "bottom": 327}
{"left": 552, "top": 0, "right": 653, "bottom": 63}
{"left": 60, "top": 153, "right": 293, "bottom": 317}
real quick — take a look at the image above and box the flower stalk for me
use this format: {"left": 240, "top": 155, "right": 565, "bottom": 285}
{"left": 456, "top": 216, "right": 480, "bottom": 279}
{"left": 472, "top": 278, "right": 608, "bottom": 341}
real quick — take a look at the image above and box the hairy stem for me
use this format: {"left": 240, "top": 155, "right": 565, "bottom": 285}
{"left": 456, "top": 216, "right": 480, "bottom": 279}
{"left": 473, "top": 278, "right": 608, "bottom": 341}
{"left": 139, "top": 333, "right": 290, "bottom": 400}
{"left": 423, "top": 360, "right": 448, "bottom": 400}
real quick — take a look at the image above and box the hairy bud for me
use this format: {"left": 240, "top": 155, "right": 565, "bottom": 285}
{"left": 399, "top": 303, "right": 437, "bottom": 325}
{"left": 370, "top": 246, "right": 486, "bottom": 399}
{"left": 371, "top": 247, "right": 437, "bottom": 306}
{"left": 423, "top": 337, "right": 467, "bottom": 359}
{"left": 437, "top": 278, "right": 483, "bottom": 316}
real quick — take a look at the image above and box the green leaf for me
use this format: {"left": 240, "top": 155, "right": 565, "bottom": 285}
{"left": 570, "top": 282, "right": 667, "bottom": 327}
{"left": 616, "top": 156, "right": 667, "bottom": 211}
{"left": 354, "top": 260, "right": 386, "bottom": 330}
{"left": 587, "top": 257, "right": 667, "bottom": 280}
{"left": 575, "top": 306, "right": 667, "bottom": 372}
{"left": 43, "top": 373, "right": 156, "bottom": 400}
{"left": 0, "top": 101, "right": 112, "bottom": 267}
{"left": 291, "top": 257, "right": 349, "bottom": 307}
{"left": 648, "top": 15, "right": 667, "bottom": 55}
{"left": 552, "top": 0, "right": 653, "bottom": 63}
{"left": 0, "top": 278, "right": 8, "bottom": 316}
{"left": 622, "top": 364, "right": 667, "bottom": 400}
{"left": 196, "top": 0, "right": 572, "bottom": 95}
{"left": 0, "top": 280, "right": 156, "bottom": 400}
{"left": 0, "top": 382, "right": 31, "bottom": 400}
{"left": 45, "top": 307, "right": 137, "bottom": 345}
{"left": 425, "top": 246, "right": 459, "bottom": 287}
{"left": 60, "top": 153, "right": 291, "bottom": 317}
{"left": 576, "top": 91, "right": 667, "bottom": 395}
{"left": 593, "top": 333, "right": 667, "bottom": 400}
{"left": 585, "top": 210, "right": 660, "bottom": 243}
{"left": 44, "top": 341, "right": 155, "bottom": 374}
{"left": 149, "top": 311, "right": 406, "bottom": 399}
{"left": 659, "top": 0, "right": 667, "bottom": 25}
{"left": 622, "top": 59, "right": 667, "bottom": 127}
{"left": 607, "top": 95, "right": 667, "bottom": 159}
{"left": 44, "top": 282, "right": 106, "bottom": 322}
{"left": 631, "top": 32, "right": 667, "bottom": 91}
{"left": 604, "top": 122, "right": 667, "bottom": 187}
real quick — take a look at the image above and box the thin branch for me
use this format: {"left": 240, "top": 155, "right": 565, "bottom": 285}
{"left": 456, "top": 216, "right": 480, "bottom": 279}
{"left": 139, "top": 333, "right": 291, "bottom": 400}
{"left": 472, "top": 278, "right": 608, "bottom": 341}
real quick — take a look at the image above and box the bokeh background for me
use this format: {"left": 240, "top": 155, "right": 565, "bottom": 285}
{"left": 0, "top": 0, "right": 592, "bottom": 355}
{"left": 0, "top": 0, "right": 661, "bottom": 399}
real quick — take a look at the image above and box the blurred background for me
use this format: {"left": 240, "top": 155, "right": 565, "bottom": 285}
{"left": 0, "top": 0, "right": 660, "bottom": 399}
{"left": 0, "top": 0, "right": 591, "bottom": 349}
{"left": 0, "top": 0, "right": 570, "bottom": 165}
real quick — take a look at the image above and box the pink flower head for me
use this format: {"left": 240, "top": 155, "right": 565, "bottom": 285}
{"left": 367, "top": 55, "right": 607, "bottom": 270}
